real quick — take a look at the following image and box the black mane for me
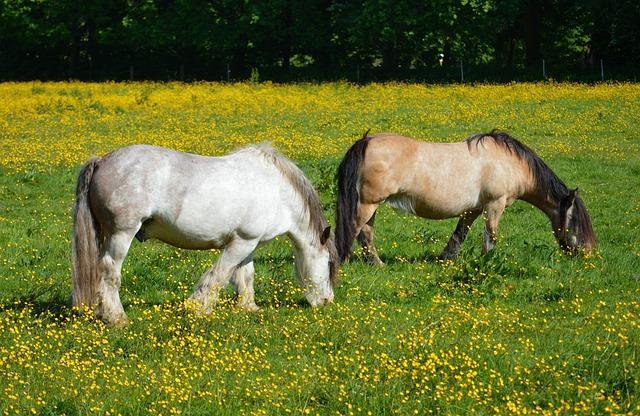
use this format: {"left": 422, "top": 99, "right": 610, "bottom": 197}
{"left": 466, "top": 130, "right": 569, "bottom": 203}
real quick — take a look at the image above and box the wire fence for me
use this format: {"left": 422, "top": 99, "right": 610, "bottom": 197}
{"left": 2, "top": 59, "right": 637, "bottom": 83}
{"left": 227, "top": 60, "right": 637, "bottom": 84}
{"left": 143, "top": 60, "right": 638, "bottom": 83}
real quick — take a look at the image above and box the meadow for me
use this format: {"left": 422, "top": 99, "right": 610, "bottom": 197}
{"left": 0, "top": 81, "right": 639, "bottom": 415}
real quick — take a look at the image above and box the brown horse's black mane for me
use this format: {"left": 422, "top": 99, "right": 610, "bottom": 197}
{"left": 466, "top": 130, "right": 570, "bottom": 203}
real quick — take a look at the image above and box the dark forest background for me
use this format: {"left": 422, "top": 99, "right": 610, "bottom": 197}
{"left": 1, "top": 0, "right": 638, "bottom": 82}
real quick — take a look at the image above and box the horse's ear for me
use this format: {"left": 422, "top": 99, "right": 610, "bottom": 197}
{"left": 321, "top": 226, "right": 331, "bottom": 245}
{"left": 568, "top": 188, "right": 579, "bottom": 204}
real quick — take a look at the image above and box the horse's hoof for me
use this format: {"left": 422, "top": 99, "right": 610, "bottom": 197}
{"left": 238, "top": 302, "right": 260, "bottom": 312}
{"left": 112, "top": 315, "right": 129, "bottom": 328}
{"left": 190, "top": 294, "right": 221, "bottom": 314}
{"left": 94, "top": 305, "right": 128, "bottom": 327}
{"left": 438, "top": 252, "right": 458, "bottom": 261}
{"left": 100, "top": 312, "right": 129, "bottom": 327}
{"left": 369, "top": 258, "right": 385, "bottom": 267}
{"left": 185, "top": 298, "right": 214, "bottom": 315}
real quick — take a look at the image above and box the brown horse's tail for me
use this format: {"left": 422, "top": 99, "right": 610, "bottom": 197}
{"left": 71, "top": 157, "right": 101, "bottom": 310}
{"left": 336, "top": 131, "right": 372, "bottom": 263}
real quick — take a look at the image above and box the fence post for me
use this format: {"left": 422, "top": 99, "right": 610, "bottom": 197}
{"left": 600, "top": 59, "right": 604, "bottom": 81}
{"left": 542, "top": 59, "right": 546, "bottom": 78}
{"left": 129, "top": 65, "right": 134, "bottom": 81}
{"left": 226, "top": 63, "right": 231, "bottom": 82}
{"left": 459, "top": 60, "right": 464, "bottom": 83}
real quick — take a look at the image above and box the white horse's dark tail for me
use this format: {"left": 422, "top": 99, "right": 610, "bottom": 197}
{"left": 71, "top": 157, "right": 101, "bottom": 310}
{"left": 336, "top": 131, "right": 372, "bottom": 263}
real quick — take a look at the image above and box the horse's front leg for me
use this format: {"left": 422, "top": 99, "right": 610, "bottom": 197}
{"left": 231, "top": 257, "right": 259, "bottom": 311}
{"left": 482, "top": 199, "right": 506, "bottom": 254}
{"left": 189, "top": 238, "right": 258, "bottom": 312}
{"left": 353, "top": 203, "right": 382, "bottom": 265}
{"left": 440, "top": 210, "right": 481, "bottom": 260}
{"left": 357, "top": 210, "right": 384, "bottom": 266}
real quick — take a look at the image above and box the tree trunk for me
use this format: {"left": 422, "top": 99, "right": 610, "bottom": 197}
{"left": 382, "top": 39, "right": 399, "bottom": 77}
{"left": 87, "top": 18, "right": 96, "bottom": 80}
{"left": 522, "top": 0, "right": 543, "bottom": 68}
{"left": 281, "top": 1, "right": 293, "bottom": 75}
{"left": 68, "top": 21, "right": 81, "bottom": 79}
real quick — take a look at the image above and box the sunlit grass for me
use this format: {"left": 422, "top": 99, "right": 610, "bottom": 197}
{"left": 1, "top": 81, "right": 638, "bottom": 169}
{"left": 0, "top": 81, "right": 639, "bottom": 415}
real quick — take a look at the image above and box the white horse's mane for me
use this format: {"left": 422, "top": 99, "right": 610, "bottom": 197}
{"left": 236, "top": 143, "right": 338, "bottom": 284}
{"left": 234, "top": 143, "right": 329, "bottom": 240}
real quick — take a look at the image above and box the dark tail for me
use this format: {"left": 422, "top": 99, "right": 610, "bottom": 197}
{"left": 336, "top": 131, "right": 372, "bottom": 263}
{"left": 71, "top": 157, "right": 101, "bottom": 310}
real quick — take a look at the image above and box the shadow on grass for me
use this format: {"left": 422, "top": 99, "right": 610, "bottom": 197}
{"left": 0, "top": 293, "right": 70, "bottom": 316}
{"left": 347, "top": 250, "right": 447, "bottom": 266}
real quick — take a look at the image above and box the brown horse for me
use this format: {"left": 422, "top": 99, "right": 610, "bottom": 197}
{"left": 336, "top": 130, "right": 596, "bottom": 264}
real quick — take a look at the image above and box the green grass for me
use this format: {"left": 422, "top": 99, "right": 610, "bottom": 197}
{"left": 0, "top": 82, "right": 639, "bottom": 415}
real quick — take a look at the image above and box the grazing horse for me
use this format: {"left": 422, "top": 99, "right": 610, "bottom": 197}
{"left": 72, "top": 144, "right": 337, "bottom": 326}
{"left": 336, "top": 130, "right": 596, "bottom": 264}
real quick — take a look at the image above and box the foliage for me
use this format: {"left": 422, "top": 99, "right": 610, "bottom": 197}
{"left": 0, "top": 82, "right": 639, "bottom": 415}
{"left": 0, "top": 0, "right": 638, "bottom": 80}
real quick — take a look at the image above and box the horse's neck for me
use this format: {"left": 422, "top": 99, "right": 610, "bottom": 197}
{"left": 287, "top": 215, "right": 317, "bottom": 251}
{"left": 279, "top": 177, "right": 322, "bottom": 252}
{"left": 288, "top": 219, "right": 320, "bottom": 280}
{"left": 521, "top": 189, "right": 561, "bottom": 226}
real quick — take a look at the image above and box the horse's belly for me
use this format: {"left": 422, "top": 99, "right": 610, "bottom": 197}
{"left": 414, "top": 199, "right": 478, "bottom": 219}
{"left": 387, "top": 192, "right": 480, "bottom": 220}
{"left": 141, "top": 219, "right": 231, "bottom": 250}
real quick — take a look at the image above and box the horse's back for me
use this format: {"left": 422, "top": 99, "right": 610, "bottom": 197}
{"left": 88, "top": 145, "right": 290, "bottom": 247}
{"left": 91, "top": 145, "right": 205, "bottom": 208}
{"left": 361, "top": 134, "right": 472, "bottom": 193}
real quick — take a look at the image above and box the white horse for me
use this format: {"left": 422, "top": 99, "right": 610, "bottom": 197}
{"left": 71, "top": 144, "right": 337, "bottom": 326}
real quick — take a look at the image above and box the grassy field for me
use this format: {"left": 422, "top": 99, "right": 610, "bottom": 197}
{"left": 0, "top": 81, "right": 639, "bottom": 415}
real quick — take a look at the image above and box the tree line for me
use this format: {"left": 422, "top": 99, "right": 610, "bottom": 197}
{"left": 1, "top": 0, "right": 638, "bottom": 82}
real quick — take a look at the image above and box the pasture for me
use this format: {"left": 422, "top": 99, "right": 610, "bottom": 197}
{"left": 0, "top": 81, "right": 639, "bottom": 415}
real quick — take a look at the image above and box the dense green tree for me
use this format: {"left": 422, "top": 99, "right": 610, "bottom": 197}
{"left": 0, "top": 0, "right": 637, "bottom": 80}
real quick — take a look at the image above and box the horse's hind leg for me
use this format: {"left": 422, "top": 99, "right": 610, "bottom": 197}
{"left": 231, "top": 257, "right": 259, "bottom": 311}
{"left": 482, "top": 199, "right": 506, "bottom": 254}
{"left": 440, "top": 210, "right": 481, "bottom": 260}
{"left": 96, "top": 229, "right": 136, "bottom": 326}
{"left": 357, "top": 210, "right": 384, "bottom": 266}
{"left": 189, "top": 238, "right": 258, "bottom": 312}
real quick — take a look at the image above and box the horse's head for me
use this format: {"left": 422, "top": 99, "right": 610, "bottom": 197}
{"left": 295, "top": 226, "right": 338, "bottom": 307}
{"left": 554, "top": 188, "right": 597, "bottom": 255}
